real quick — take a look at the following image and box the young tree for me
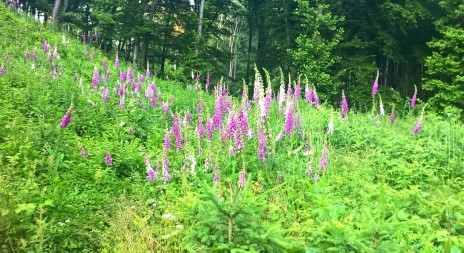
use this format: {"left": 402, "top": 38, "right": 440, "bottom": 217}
{"left": 291, "top": 0, "right": 344, "bottom": 101}
{"left": 424, "top": 1, "right": 464, "bottom": 117}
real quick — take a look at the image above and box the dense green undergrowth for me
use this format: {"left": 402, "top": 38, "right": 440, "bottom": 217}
{"left": 1, "top": 5, "right": 463, "bottom": 253}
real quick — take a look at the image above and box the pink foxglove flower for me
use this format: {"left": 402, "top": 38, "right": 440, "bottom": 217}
{"left": 162, "top": 154, "right": 171, "bottom": 183}
{"left": 412, "top": 106, "right": 426, "bottom": 134}
{"left": 25, "top": 49, "right": 30, "bottom": 59}
{"left": 372, "top": 70, "right": 379, "bottom": 96}
{"left": 319, "top": 148, "right": 328, "bottom": 169}
{"left": 257, "top": 129, "right": 267, "bottom": 162}
{"left": 389, "top": 108, "right": 395, "bottom": 124}
{"left": 284, "top": 106, "right": 294, "bottom": 136}
{"left": 239, "top": 170, "right": 246, "bottom": 188}
{"left": 313, "top": 89, "right": 320, "bottom": 109}
{"left": 213, "top": 169, "right": 220, "bottom": 183}
{"left": 92, "top": 68, "right": 100, "bottom": 88}
{"left": 413, "top": 117, "right": 422, "bottom": 134}
{"left": 163, "top": 130, "right": 170, "bottom": 151}
{"left": 0, "top": 67, "right": 5, "bottom": 75}
{"left": 145, "top": 158, "right": 157, "bottom": 182}
{"left": 59, "top": 107, "right": 72, "bottom": 128}
{"left": 314, "top": 173, "right": 319, "bottom": 182}
{"left": 410, "top": 85, "right": 417, "bottom": 109}
{"left": 105, "top": 152, "right": 113, "bottom": 165}
{"left": 79, "top": 146, "right": 87, "bottom": 158}
{"left": 305, "top": 164, "right": 312, "bottom": 177}
{"left": 294, "top": 80, "right": 301, "bottom": 104}
{"left": 114, "top": 55, "right": 119, "bottom": 69}
{"left": 171, "top": 122, "right": 183, "bottom": 150}
{"left": 197, "top": 118, "right": 205, "bottom": 139}
{"left": 341, "top": 90, "right": 349, "bottom": 118}
{"left": 102, "top": 87, "right": 108, "bottom": 103}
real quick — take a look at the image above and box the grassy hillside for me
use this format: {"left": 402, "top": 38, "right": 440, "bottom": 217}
{"left": 1, "top": 5, "right": 463, "bottom": 252}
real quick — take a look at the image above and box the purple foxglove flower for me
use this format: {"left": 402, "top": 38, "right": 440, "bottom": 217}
{"left": 226, "top": 113, "right": 238, "bottom": 140}
{"left": 171, "top": 122, "right": 183, "bottom": 150}
{"left": 118, "top": 82, "right": 125, "bottom": 97}
{"left": 196, "top": 97, "right": 204, "bottom": 117}
{"left": 146, "top": 67, "right": 150, "bottom": 79}
{"left": 147, "top": 165, "right": 157, "bottom": 182}
{"left": 305, "top": 164, "right": 312, "bottom": 177}
{"left": 114, "top": 55, "right": 119, "bottom": 69}
{"left": 127, "top": 68, "right": 133, "bottom": 82}
{"left": 206, "top": 118, "right": 213, "bottom": 140}
{"left": 120, "top": 71, "right": 127, "bottom": 82}
{"left": 59, "top": 107, "right": 72, "bottom": 128}
{"left": 213, "top": 92, "right": 224, "bottom": 130}
{"left": 137, "top": 75, "right": 143, "bottom": 91}
{"left": 313, "top": 90, "right": 320, "bottom": 108}
{"left": 91, "top": 49, "right": 95, "bottom": 56}
{"left": 118, "top": 96, "right": 125, "bottom": 108}
{"left": 212, "top": 169, "right": 220, "bottom": 183}
{"left": 229, "top": 146, "right": 235, "bottom": 156}
{"left": 413, "top": 117, "right": 423, "bottom": 134}
{"left": 284, "top": 106, "right": 294, "bottom": 136}
{"left": 51, "top": 63, "right": 55, "bottom": 72}
{"left": 106, "top": 69, "right": 110, "bottom": 81}
{"left": 186, "top": 112, "right": 192, "bottom": 122}
{"left": 389, "top": 108, "right": 395, "bottom": 124}
{"left": 197, "top": 118, "right": 205, "bottom": 139}
{"left": 314, "top": 173, "right": 319, "bottom": 182}
{"left": 238, "top": 109, "right": 249, "bottom": 138}
{"left": 372, "top": 70, "right": 379, "bottom": 96}
{"left": 102, "top": 88, "right": 108, "bottom": 103}
{"left": 83, "top": 33, "right": 87, "bottom": 42}
{"left": 294, "top": 81, "right": 301, "bottom": 103}
{"left": 341, "top": 91, "right": 349, "bottom": 118}
{"left": 47, "top": 53, "right": 52, "bottom": 61}
{"left": 92, "top": 68, "right": 100, "bottom": 88}
{"left": 105, "top": 152, "right": 113, "bottom": 165}
{"left": 129, "top": 127, "right": 133, "bottom": 135}
{"left": 257, "top": 129, "right": 267, "bottom": 162}
{"left": 195, "top": 74, "right": 200, "bottom": 89}
{"left": 305, "top": 85, "right": 312, "bottom": 104}
{"left": 239, "top": 170, "right": 246, "bottom": 188}
{"left": 163, "top": 154, "right": 171, "bottom": 183}
{"left": 102, "top": 60, "right": 107, "bottom": 70}
{"left": 319, "top": 149, "right": 328, "bottom": 169}
{"left": 286, "top": 85, "right": 293, "bottom": 99}
{"left": 163, "top": 131, "right": 170, "bottom": 151}
{"left": 151, "top": 97, "right": 157, "bottom": 107}
{"left": 410, "top": 85, "right": 417, "bottom": 109}
{"left": 79, "top": 146, "right": 87, "bottom": 158}
{"left": 0, "top": 67, "right": 5, "bottom": 75}
{"left": 25, "top": 50, "right": 30, "bottom": 59}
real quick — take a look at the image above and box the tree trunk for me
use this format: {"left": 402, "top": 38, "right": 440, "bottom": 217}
{"left": 196, "top": 0, "right": 205, "bottom": 56}
{"left": 141, "top": 38, "right": 148, "bottom": 68}
{"left": 61, "top": 0, "right": 68, "bottom": 13}
{"left": 133, "top": 36, "right": 139, "bottom": 66}
{"left": 51, "top": 0, "right": 61, "bottom": 23}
